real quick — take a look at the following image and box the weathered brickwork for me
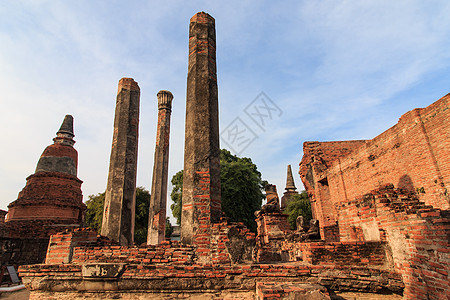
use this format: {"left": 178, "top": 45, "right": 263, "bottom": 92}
{"left": 1, "top": 115, "right": 85, "bottom": 268}
{"left": 256, "top": 212, "right": 291, "bottom": 262}
{"left": 0, "top": 219, "right": 79, "bottom": 267}
{"left": 181, "top": 12, "right": 221, "bottom": 246}
{"left": 280, "top": 241, "right": 389, "bottom": 267}
{"left": 6, "top": 115, "right": 85, "bottom": 223}
{"left": 72, "top": 241, "right": 195, "bottom": 265}
{"left": 299, "top": 140, "right": 367, "bottom": 240}
{"left": 148, "top": 90, "right": 173, "bottom": 245}
{"left": 0, "top": 209, "right": 6, "bottom": 222}
{"left": 45, "top": 228, "right": 99, "bottom": 264}
{"left": 299, "top": 94, "right": 450, "bottom": 300}
{"left": 19, "top": 262, "right": 403, "bottom": 298}
{"left": 43, "top": 221, "right": 255, "bottom": 267}
{"left": 208, "top": 220, "right": 255, "bottom": 264}
{"left": 337, "top": 185, "right": 450, "bottom": 300}
{"left": 6, "top": 172, "right": 83, "bottom": 222}
{"left": 17, "top": 12, "right": 450, "bottom": 300}
{"left": 102, "top": 78, "right": 140, "bottom": 246}
{"left": 0, "top": 237, "right": 49, "bottom": 267}
{"left": 300, "top": 94, "right": 450, "bottom": 241}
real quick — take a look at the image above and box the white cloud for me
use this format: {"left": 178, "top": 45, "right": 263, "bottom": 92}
{"left": 1, "top": 1, "right": 450, "bottom": 220}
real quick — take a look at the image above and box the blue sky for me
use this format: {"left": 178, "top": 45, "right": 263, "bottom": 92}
{"left": 1, "top": 1, "right": 450, "bottom": 223}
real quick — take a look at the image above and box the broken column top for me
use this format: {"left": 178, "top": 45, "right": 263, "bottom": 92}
{"left": 190, "top": 11, "right": 215, "bottom": 23}
{"left": 117, "top": 78, "right": 140, "bottom": 94}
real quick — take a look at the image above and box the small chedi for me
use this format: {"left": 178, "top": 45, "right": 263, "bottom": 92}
{"left": 280, "top": 165, "right": 299, "bottom": 210}
{"left": 16, "top": 11, "right": 450, "bottom": 300}
{"left": 0, "top": 115, "right": 85, "bottom": 267}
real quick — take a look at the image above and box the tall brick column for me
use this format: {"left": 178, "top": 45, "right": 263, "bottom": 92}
{"left": 181, "top": 12, "right": 221, "bottom": 244}
{"left": 101, "top": 78, "right": 140, "bottom": 246}
{"left": 147, "top": 90, "right": 173, "bottom": 245}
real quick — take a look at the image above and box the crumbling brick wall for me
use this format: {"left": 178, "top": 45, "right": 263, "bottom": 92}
{"left": 300, "top": 140, "right": 366, "bottom": 241}
{"left": 45, "top": 221, "right": 255, "bottom": 266}
{"left": 0, "top": 237, "right": 49, "bottom": 267}
{"left": 337, "top": 184, "right": 449, "bottom": 299}
{"left": 280, "top": 241, "right": 389, "bottom": 268}
{"left": 255, "top": 212, "right": 291, "bottom": 262}
{"left": 72, "top": 242, "right": 196, "bottom": 265}
{"left": 6, "top": 172, "right": 85, "bottom": 222}
{"left": 0, "top": 219, "right": 80, "bottom": 267}
{"left": 45, "top": 228, "right": 98, "bottom": 264}
{"left": 300, "top": 94, "right": 450, "bottom": 242}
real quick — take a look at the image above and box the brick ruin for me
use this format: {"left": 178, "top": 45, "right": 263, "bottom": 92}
{"left": 11, "top": 12, "right": 449, "bottom": 300}
{"left": 280, "top": 165, "right": 299, "bottom": 210}
{"left": 180, "top": 12, "right": 222, "bottom": 247}
{"left": 1, "top": 115, "right": 85, "bottom": 267}
{"left": 101, "top": 78, "right": 140, "bottom": 246}
{"left": 148, "top": 90, "right": 174, "bottom": 245}
{"left": 299, "top": 94, "right": 450, "bottom": 299}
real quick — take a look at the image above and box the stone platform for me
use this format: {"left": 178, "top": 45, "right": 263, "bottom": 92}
{"left": 19, "top": 257, "right": 403, "bottom": 299}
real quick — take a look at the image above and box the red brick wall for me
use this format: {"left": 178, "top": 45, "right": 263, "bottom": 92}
{"left": 6, "top": 172, "right": 84, "bottom": 222}
{"left": 0, "top": 219, "right": 82, "bottom": 267}
{"left": 19, "top": 262, "right": 404, "bottom": 296}
{"left": 45, "top": 221, "right": 255, "bottom": 266}
{"left": 45, "top": 228, "right": 97, "bottom": 264}
{"left": 300, "top": 94, "right": 450, "bottom": 240}
{"left": 300, "top": 140, "right": 366, "bottom": 240}
{"left": 326, "top": 94, "right": 450, "bottom": 212}
{"left": 0, "top": 210, "right": 7, "bottom": 223}
{"left": 72, "top": 242, "right": 195, "bottom": 265}
{"left": 281, "top": 241, "right": 388, "bottom": 267}
{"left": 337, "top": 184, "right": 449, "bottom": 300}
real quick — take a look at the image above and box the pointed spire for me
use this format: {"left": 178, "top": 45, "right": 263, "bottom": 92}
{"left": 57, "top": 115, "right": 74, "bottom": 136}
{"left": 285, "top": 165, "right": 297, "bottom": 191}
{"left": 53, "top": 115, "right": 75, "bottom": 146}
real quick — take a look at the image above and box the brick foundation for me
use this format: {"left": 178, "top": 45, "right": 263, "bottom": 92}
{"left": 19, "top": 263, "right": 403, "bottom": 299}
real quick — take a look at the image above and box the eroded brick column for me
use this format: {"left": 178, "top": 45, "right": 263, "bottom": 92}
{"left": 101, "top": 78, "right": 140, "bottom": 246}
{"left": 181, "top": 12, "right": 221, "bottom": 244}
{"left": 147, "top": 90, "right": 173, "bottom": 245}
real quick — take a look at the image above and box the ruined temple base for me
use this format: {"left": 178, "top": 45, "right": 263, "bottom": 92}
{"left": 20, "top": 262, "right": 403, "bottom": 300}
{"left": 26, "top": 291, "right": 255, "bottom": 300}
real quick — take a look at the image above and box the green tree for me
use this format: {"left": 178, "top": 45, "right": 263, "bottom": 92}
{"left": 170, "top": 170, "right": 183, "bottom": 225}
{"left": 170, "top": 149, "right": 265, "bottom": 232}
{"left": 85, "top": 192, "right": 105, "bottom": 233}
{"left": 284, "top": 191, "right": 312, "bottom": 230}
{"left": 165, "top": 217, "right": 173, "bottom": 238}
{"left": 134, "top": 187, "right": 151, "bottom": 245}
{"left": 84, "top": 187, "right": 151, "bottom": 245}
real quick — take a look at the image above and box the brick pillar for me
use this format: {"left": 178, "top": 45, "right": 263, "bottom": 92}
{"left": 101, "top": 78, "right": 140, "bottom": 246}
{"left": 147, "top": 90, "right": 173, "bottom": 245}
{"left": 181, "top": 12, "right": 221, "bottom": 244}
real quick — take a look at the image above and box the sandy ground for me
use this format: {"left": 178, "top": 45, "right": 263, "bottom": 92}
{"left": 332, "top": 292, "right": 403, "bottom": 300}
{"left": 0, "top": 289, "right": 30, "bottom": 300}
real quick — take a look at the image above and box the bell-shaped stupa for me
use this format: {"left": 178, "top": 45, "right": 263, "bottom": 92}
{"left": 6, "top": 115, "right": 85, "bottom": 224}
